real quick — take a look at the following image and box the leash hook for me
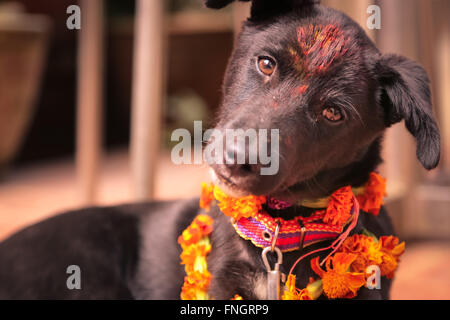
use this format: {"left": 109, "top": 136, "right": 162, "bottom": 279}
{"left": 262, "top": 246, "right": 283, "bottom": 273}
{"left": 262, "top": 222, "right": 285, "bottom": 300}
{"left": 261, "top": 247, "right": 284, "bottom": 300}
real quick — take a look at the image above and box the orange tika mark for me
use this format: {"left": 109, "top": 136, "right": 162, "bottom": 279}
{"left": 296, "top": 24, "right": 349, "bottom": 75}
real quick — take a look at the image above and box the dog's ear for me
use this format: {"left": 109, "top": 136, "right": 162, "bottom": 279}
{"left": 375, "top": 54, "right": 440, "bottom": 170}
{"left": 205, "top": 0, "right": 319, "bottom": 21}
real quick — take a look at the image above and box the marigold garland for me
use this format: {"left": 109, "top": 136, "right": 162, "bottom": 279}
{"left": 179, "top": 215, "right": 405, "bottom": 300}
{"left": 184, "top": 174, "right": 404, "bottom": 300}
{"left": 178, "top": 215, "right": 214, "bottom": 300}
{"left": 201, "top": 173, "right": 386, "bottom": 227}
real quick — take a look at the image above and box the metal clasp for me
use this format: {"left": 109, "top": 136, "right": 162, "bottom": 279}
{"left": 261, "top": 222, "right": 285, "bottom": 300}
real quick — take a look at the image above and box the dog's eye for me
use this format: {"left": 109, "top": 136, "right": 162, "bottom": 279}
{"left": 322, "top": 107, "right": 343, "bottom": 122}
{"left": 257, "top": 57, "right": 276, "bottom": 76}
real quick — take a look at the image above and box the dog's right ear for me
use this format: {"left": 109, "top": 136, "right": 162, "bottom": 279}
{"left": 375, "top": 54, "right": 440, "bottom": 170}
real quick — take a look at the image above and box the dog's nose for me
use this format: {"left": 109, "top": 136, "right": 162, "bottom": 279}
{"left": 223, "top": 144, "right": 261, "bottom": 176}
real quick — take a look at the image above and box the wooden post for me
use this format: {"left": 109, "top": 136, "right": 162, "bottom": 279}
{"left": 435, "top": 1, "right": 450, "bottom": 173}
{"left": 130, "top": 0, "right": 165, "bottom": 200}
{"left": 76, "top": 0, "right": 104, "bottom": 205}
{"left": 377, "top": 0, "right": 420, "bottom": 187}
{"left": 233, "top": 1, "right": 250, "bottom": 40}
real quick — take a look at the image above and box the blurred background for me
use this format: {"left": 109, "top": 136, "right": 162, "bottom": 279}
{"left": 0, "top": 0, "right": 448, "bottom": 299}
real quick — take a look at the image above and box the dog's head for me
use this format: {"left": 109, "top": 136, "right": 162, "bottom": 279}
{"left": 206, "top": 0, "right": 440, "bottom": 200}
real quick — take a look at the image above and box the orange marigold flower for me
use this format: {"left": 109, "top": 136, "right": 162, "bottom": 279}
{"left": 379, "top": 235, "right": 405, "bottom": 254}
{"left": 200, "top": 182, "right": 215, "bottom": 211}
{"left": 178, "top": 215, "right": 213, "bottom": 249}
{"left": 232, "top": 294, "right": 243, "bottom": 300}
{"left": 193, "top": 215, "right": 214, "bottom": 235}
{"left": 357, "top": 172, "right": 386, "bottom": 216}
{"left": 180, "top": 281, "right": 198, "bottom": 300}
{"left": 178, "top": 225, "right": 202, "bottom": 248}
{"left": 378, "top": 236, "right": 405, "bottom": 279}
{"left": 311, "top": 253, "right": 365, "bottom": 299}
{"left": 181, "top": 271, "right": 211, "bottom": 300}
{"left": 296, "top": 289, "right": 313, "bottom": 300}
{"left": 323, "top": 186, "right": 353, "bottom": 226}
{"left": 213, "top": 186, "right": 266, "bottom": 220}
{"left": 185, "top": 270, "right": 211, "bottom": 290}
{"left": 338, "top": 234, "right": 405, "bottom": 279}
{"left": 338, "top": 234, "right": 383, "bottom": 273}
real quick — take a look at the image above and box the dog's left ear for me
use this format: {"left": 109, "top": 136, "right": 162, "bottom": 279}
{"left": 205, "top": 0, "right": 319, "bottom": 21}
{"left": 375, "top": 54, "right": 440, "bottom": 170}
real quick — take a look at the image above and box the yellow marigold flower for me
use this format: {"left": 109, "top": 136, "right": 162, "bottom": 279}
{"left": 311, "top": 253, "right": 366, "bottom": 299}
{"left": 282, "top": 274, "right": 316, "bottom": 300}
{"left": 232, "top": 294, "right": 243, "bottom": 300}
{"left": 180, "top": 241, "right": 211, "bottom": 273}
{"left": 193, "top": 255, "right": 209, "bottom": 274}
{"left": 282, "top": 274, "right": 302, "bottom": 300}
{"left": 213, "top": 186, "right": 266, "bottom": 220}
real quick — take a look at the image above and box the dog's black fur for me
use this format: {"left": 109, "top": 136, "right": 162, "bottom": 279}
{"left": 0, "top": 0, "right": 440, "bottom": 299}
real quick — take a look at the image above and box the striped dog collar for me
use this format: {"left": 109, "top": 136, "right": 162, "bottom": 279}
{"left": 199, "top": 172, "right": 385, "bottom": 253}
{"left": 233, "top": 199, "right": 358, "bottom": 253}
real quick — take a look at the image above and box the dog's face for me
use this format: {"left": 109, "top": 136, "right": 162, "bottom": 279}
{"left": 207, "top": 0, "right": 440, "bottom": 200}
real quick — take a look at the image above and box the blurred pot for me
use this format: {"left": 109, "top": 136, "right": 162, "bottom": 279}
{"left": 0, "top": 3, "right": 50, "bottom": 175}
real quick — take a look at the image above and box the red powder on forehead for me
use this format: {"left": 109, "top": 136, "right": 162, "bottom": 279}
{"left": 296, "top": 85, "right": 308, "bottom": 94}
{"left": 290, "top": 84, "right": 309, "bottom": 97}
{"left": 296, "top": 24, "right": 348, "bottom": 75}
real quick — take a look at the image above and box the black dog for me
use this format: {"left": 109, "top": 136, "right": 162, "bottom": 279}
{"left": 0, "top": 0, "right": 440, "bottom": 299}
